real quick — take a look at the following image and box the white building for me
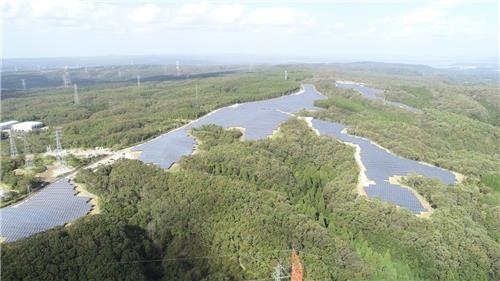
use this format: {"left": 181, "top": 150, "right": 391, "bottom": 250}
{"left": 0, "top": 120, "right": 19, "bottom": 131}
{"left": 11, "top": 121, "right": 46, "bottom": 132}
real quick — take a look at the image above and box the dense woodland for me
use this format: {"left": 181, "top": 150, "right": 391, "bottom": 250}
{"left": 1, "top": 68, "right": 306, "bottom": 203}
{"left": 308, "top": 70, "right": 499, "bottom": 180}
{"left": 1, "top": 68, "right": 306, "bottom": 153}
{"left": 2, "top": 65, "right": 500, "bottom": 280}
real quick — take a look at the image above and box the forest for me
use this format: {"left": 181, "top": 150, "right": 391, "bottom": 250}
{"left": 1, "top": 64, "right": 499, "bottom": 280}
{"left": 307, "top": 68, "right": 499, "bottom": 180}
{"left": 1, "top": 68, "right": 307, "bottom": 152}
{"left": 1, "top": 67, "right": 307, "bottom": 204}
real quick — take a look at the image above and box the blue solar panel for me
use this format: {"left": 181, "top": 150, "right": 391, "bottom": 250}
{"left": 311, "top": 118, "right": 456, "bottom": 214}
{"left": 335, "top": 82, "right": 420, "bottom": 113}
{"left": 1, "top": 179, "right": 92, "bottom": 242}
{"left": 133, "top": 83, "right": 456, "bottom": 215}
{"left": 1, "top": 83, "right": 459, "bottom": 242}
{"left": 133, "top": 84, "right": 326, "bottom": 168}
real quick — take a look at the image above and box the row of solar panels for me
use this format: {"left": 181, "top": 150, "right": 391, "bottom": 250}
{"left": 0, "top": 83, "right": 457, "bottom": 242}
{"left": 134, "top": 84, "right": 456, "bottom": 215}
{"left": 1, "top": 179, "right": 92, "bottom": 242}
{"left": 310, "top": 118, "right": 457, "bottom": 214}
{"left": 134, "top": 84, "right": 326, "bottom": 169}
{"left": 366, "top": 183, "right": 427, "bottom": 213}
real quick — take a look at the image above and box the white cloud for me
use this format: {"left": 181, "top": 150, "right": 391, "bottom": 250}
{"left": 393, "top": 26, "right": 414, "bottom": 36}
{"left": 128, "top": 3, "right": 165, "bottom": 24}
{"left": 248, "top": 7, "right": 298, "bottom": 25}
{"left": 368, "top": 1, "right": 485, "bottom": 39}
{"left": 133, "top": 26, "right": 153, "bottom": 33}
{"left": 170, "top": 2, "right": 209, "bottom": 25}
{"left": 210, "top": 4, "right": 245, "bottom": 24}
{"left": 29, "top": 0, "right": 92, "bottom": 19}
{"left": 178, "top": 2, "right": 208, "bottom": 16}
{"left": 4, "top": 1, "right": 318, "bottom": 35}
{"left": 400, "top": 8, "right": 443, "bottom": 25}
{"left": 1, "top": 0, "right": 23, "bottom": 18}
{"left": 371, "top": 16, "right": 394, "bottom": 25}
{"left": 334, "top": 22, "right": 345, "bottom": 28}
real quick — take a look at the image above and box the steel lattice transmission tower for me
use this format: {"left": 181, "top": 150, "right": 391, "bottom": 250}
{"left": 23, "top": 133, "right": 33, "bottom": 168}
{"left": 55, "top": 128, "right": 66, "bottom": 165}
{"left": 63, "top": 67, "right": 71, "bottom": 88}
{"left": 9, "top": 130, "right": 18, "bottom": 158}
{"left": 73, "top": 84, "right": 80, "bottom": 105}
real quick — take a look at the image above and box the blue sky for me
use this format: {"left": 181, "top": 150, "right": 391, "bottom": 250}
{"left": 2, "top": 0, "right": 499, "bottom": 62}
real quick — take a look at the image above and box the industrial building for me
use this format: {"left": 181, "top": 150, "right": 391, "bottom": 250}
{"left": 0, "top": 120, "right": 19, "bottom": 131}
{"left": 0, "top": 120, "right": 19, "bottom": 139}
{"left": 11, "top": 121, "right": 46, "bottom": 132}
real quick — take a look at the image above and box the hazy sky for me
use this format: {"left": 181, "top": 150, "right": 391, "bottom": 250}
{"left": 2, "top": 0, "right": 499, "bottom": 61}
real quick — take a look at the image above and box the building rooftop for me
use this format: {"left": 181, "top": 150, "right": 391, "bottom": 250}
{"left": 0, "top": 120, "right": 19, "bottom": 129}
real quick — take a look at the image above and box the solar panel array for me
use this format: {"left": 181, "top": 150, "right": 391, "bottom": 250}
{"left": 1, "top": 179, "right": 91, "bottom": 242}
{"left": 133, "top": 83, "right": 456, "bottom": 214}
{"left": 336, "top": 82, "right": 420, "bottom": 113}
{"left": 1, "top": 83, "right": 454, "bottom": 241}
{"left": 365, "top": 183, "right": 427, "bottom": 213}
{"left": 133, "top": 84, "right": 327, "bottom": 168}
{"left": 336, "top": 82, "right": 382, "bottom": 99}
{"left": 311, "top": 118, "right": 457, "bottom": 214}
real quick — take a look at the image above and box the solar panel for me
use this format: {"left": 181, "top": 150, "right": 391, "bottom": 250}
{"left": 1, "top": 83, "right": 458, "bottom": 242}
{"left": 335, "top": 82, "right": 420, "bottom": 113}
{"left": 133, "top": 84, "right": 327, "bottom": 168}
{"left": 1, "top": 179, "right": 92, "bottom": 242}
{"left": 133, "top": 84, "right": 456, "bottom": 214}
{"left": 311, "top": 118, "right": 456, "bottom": 214}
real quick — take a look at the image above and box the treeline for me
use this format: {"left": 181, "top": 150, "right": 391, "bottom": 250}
{"left": 3, "top": 119, "right": 499, "bottom": 280}
{"left": 0, "top": 156, "right": 47, "bottom": 205}
{"left": 384, "top": 84, "right": 500, "bottom": 126}
{"left": 311, "top": 80, "right": 499, "bottom": 179}
{"left": 0, "top": 153, "right": 95, "bottom": 205}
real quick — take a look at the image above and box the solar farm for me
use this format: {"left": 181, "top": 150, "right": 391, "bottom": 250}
{"left": 1, "top": 179, "right": 92, "bottom": 242}
{"left": 134, "top": 83, "right": 458, "bottom": 214}
{"left": 133, "top": 84, "right": 327, "bottom": 168}
{"left": 312, "top": 117, "right": 456, "bottom": 214}
{"left": 336, "top": 81, "right": 421, "bottom": 113}
{"left": 1, "top": 83, "right": 461, "bottom": 241}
